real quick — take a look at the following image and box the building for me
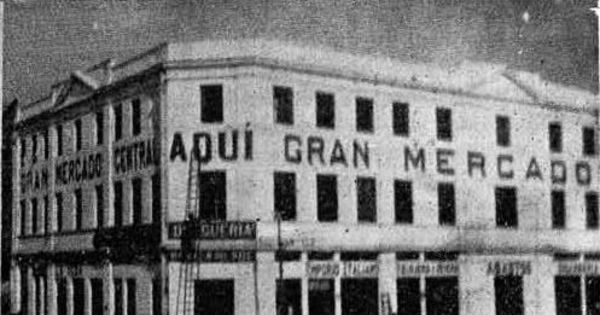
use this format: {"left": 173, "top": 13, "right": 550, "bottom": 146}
{"left": 9, "top": 39, "right": 600, "bottom": 315}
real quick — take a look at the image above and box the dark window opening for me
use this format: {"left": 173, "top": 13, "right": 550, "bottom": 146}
{"left": 56, "top": 193, "right": 64, "bottom": 232}
{"left": 584, "top": 127, "right": 596, "bottom": 156}
{"left": 395, "top": 180, "right": 413, "bottom": 224}
{"left": 57, "top": 124, "right": 63, "bottom": 156}
{"left": 199, "top": 171, "right": 227, "bottom": 220}
{"left": 397, "top": 278, "right": 420, "bottom": 315}
{"left": 495, "top": 187, "right": 518, "bottom": 228}
{"left": 587, "top": 192, "right": 599, "bottom": 229}
{"left": 309, "top": 279, "right": 334, "bottom": 315}
{"left": 132, "top": 98, "right": 141, "bottom": 136}
{"left": 20, "top": 138, "right": 26, "bottom": 167}
{"left": 75, "top": 119, "right": 82, "bottom": 151}
{"left": 152, "top": 278, "right": 162, "bottom": 315}
{"left": 31, "top": 134, "right": 37, "bottom": 164}
{"left": 317, "top": 174, "right": 338, "bottom": 222}
{"left": 274, "top": 172, "right": 296, "bottom": 221}
{"left": 550, "top": 122, "right": 562, "bottom": 153}
{"left": 396, "top": 252, "right": 420, "bottom": 260}
{"left": 31, "top": 198, "right": 38, "bottom": 234}
{"left": 127, "top": 278, "right": 136, "bottom": 315}
{"left": 316, "top": 92, "right": 335, "bottom": 129}
{"left": 114, "top": 104, "right": 123, "bottom": 141}
{"left": 496, "top": 115, "right": 511, "bottom": 147}
{"left": 494, "top": 276, "right": 524, "bottom": 315}
{"left": 96, "top": 184, "right": 104, "bottom": 228}
{"left": 393, "top": 102, "right": 409, "bottom": 136}
{"left": 276, "top": 279, "right": 301, "bottom": 315}
{"left": 438, "top": 183, "right": 455, "bottom": 226}
{"left": 152, "top": 173, "right": 161, "bottom": 224}
{"left": 357, "top": 177, "right": 376, "bottom": 223}
{"left": 308, "top": 251, "right": 334, "bottom": 260}
{"left": 73, "top": 278, "right": 85, "bottom": 315}
{"left": 356, "top": 97, "right": 374, "bottom": 133}
{"left": 43, "top": 129, "right": 49, "bottom": 159}
{"left": 201, "top": 85, "right": 224, "bottom": 123}
{"left": 436, "top": 107, "right": 452, "bottom": 141}
{"left": 91, "top": 278, "right": 103, "bottom": 315}
{"left": 425, "top": 251, "right": 459, "bottom": 261}
{"left": 555, "top": 276, "right": 581, "bottom": 315}
{"left": 552, "top": 190, "right": 566, "bottom": 229}
{"left": 20, "top": 200, "right": 26, "bottom": 236}
{"left": 43, "top": 195, "right": 49, "bottom": 234}
{"left": 274, "top": 86, "right": 294, "bottom": 125}
{"left": 340, "top": 252, "right": 378, "bottom": 261}
{"left": 275, "top": 251, "right": 302, "bottom": 262}
{"left": 132, "top": 177, "right": 142, "bottom": 225}
{"left": 96, "top": 111, "right": 104, "bottom": 145}
{"left": 426, "top": 277, "right": 459, "bottom": 315}
{"left": 554, "top": 253, "right": 580, "bottom": 261}
{"left": 114, "top": 181, "right": 123, "bottom": 227}
{"left": 586, "top": 276, "right": 600, "bottom": 315}
{"left": 75, "top": 189, "right": 83, "bottom": 230}
{"left": 342, "top": 279, "right": 379, "bottom": 315}
{"left": 114, "top": 279, "right": 123, "bottom": 315}
{"left": 194, "top": 280, "right": 234, "bottom": 315}
{"left": 57, "top": 278, "right": 67, "bottom": 315}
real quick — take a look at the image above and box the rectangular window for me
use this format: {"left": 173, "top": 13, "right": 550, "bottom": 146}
{"left": 552, "top": 190, "right": 566, "bottom": 229}
{"left": 127, "top": 279, "right": 136, "bottom": 315}
{"left": 96, "top": 111, "right": 104, "bottom": 145}
{"left": 194, "top": 280, "right": 234, "bottom": 315}
{"left": 550, "top": 122, "right": 562, "bottom": 153}
{"left": 494, "top": 276, "right": 524, "bottom": 315}
{"left": 151, "top": 173, "right": 161, "bottom": 224}
{"left": 43, "top": 129, "right": 49, "bottom": 159}
{"left": 274, "top": 86, "right": 294, "bottom": 125}
{"left": 555, "top": 276, "right": 581, "bottom": 315}
{"left": 495, "top": 186, "right": 518, "bottom": 228}
{"left": 75, "top": 188, "right": 83, "bottom": 230}
{"left": 316, "top": 92, "right": 335, "bottom": 129}
{"left": 96, "top": 185, "right": 104, "bottom": 228}
{"left": 438, "top": 182, "right": 456, "bottom": 226}
{"left": 56, "top": 193, "right": 63, "bottom": 232}
{"left": 152, "top": 278, "right": 162, "bottom": 315}
{"left": 587, "top": 192, "right": 599, "bottom": 229}
{"left": 20, "top": 200, "right": 27, "bottom": 236}
{"left": 356, "top": 97, "right": 374, "bottom": 132}
{"left": 309, "top": 280, "right": 335, "bottom": 315}
{"left": 56, "top": 124, "right": 63, "bottom": 156}
{"left": 395, "top": 180, "right": 413, "bottom": 224}
{"left": 75, "top": 119, "right": 82, "bottom": 151}
{"left": 584, "top": 126, "right": 596, "bottom": 156}
{"left": 436, "top": 107, "right": 452, "bottom": 141}
{"left": 31, "top": 134, "right": 37, "bottom": 164}
{"left": 425, "top": 251, "right": 459, "bottom": 261}
{"left": 396, "top": 252, "right": 420, "bottom": 261}
{"left": 397, "top": 278, "right": 420, "bottom": 315}
{"left": 91, "top": 278, "right": 103, "bottom": 315}
{"left": 276, "top": 279, "right": 302, "bottom": 315}
{"left": 341, "top": 279, "right": 379, "bottom": 315}
{"left": 31, "top": 198, "right": 38, "bottom": 234}
{"left": 357, "top": 177, "right": 376, "bottom": 222}
{"left": 132, "top": 177, "right": 142, "bottom": 225}
{"left": 132, "top": 98, "right": 141, "bottom": 136}
{"left": 275, "top": 251, "right": 302, "bottom": 262}
{"left": 201, "top": 85, "right": 223, "bottom": 123}
{"left": 57, "top": 278, "right": 67, "bottom": 315}
{"left": 20, "top": 138, "right": 26, "bottom": 167}
{"left": 308, "top": 251, "right": 334, "bottom": 260}
{"left": 496, "top": 115, "right": 511, "bottom": 147}
{"left": 393, "top": 102, "right": 409, "bottom": 136}
{"left": 73, "top": 278, "right": 85, "bottom": 315}
{"left": 586, "top": 276, "right": 600, "bottom": 315}
{"left": 114, "top": 181, "right": 123, "bottom": 227}
{"left": 317, "top": 174, "right": 338, "bottom": 222}
{"left": 43, "top": 195, "right": 49, "bottom": 234}
{"left": 114, "top": 279, "right": 123, "bottom": 315}
{"left": 199, "top": 171, "right": 227, "bottom": 220}
{"left": 426, "top": 277, "right": 459, "bottom": 315}
{"left": 20, "top": 268, "right": 28, "bottom": 315}
{"left": 114, "top": 104, "right": 123, "bottom": 141}
{"left": 274, "top": 172, "right": 296, "bottom": 221}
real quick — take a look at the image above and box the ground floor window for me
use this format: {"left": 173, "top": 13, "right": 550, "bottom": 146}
{"left": 341, "top": 278, "right": 379, "bottom": 315}
{"left": 309, "top": 279, "right": 335, "bottom": 315}
{"left": 194, "top": 279, "right": 234, "bottom": 315}
{"left": 277, "top": 279, "right": 301, "bottom": 315}
{"left": 73, "top": 278, "right": 85, "bottom": 315}
{"left": 494, "top": 276, "right": 523, "bottom": 315}
{"left": 556, "top": 275, "right": 600, "bottom": 315}
{"left": 397, "top": 277, "right": 459, "bottom": 315}
{"left": 57, "top": 278, "right": 67, "bottom": 315}
{"left": 91, "top": 278, "right": 103, "bottom": 315}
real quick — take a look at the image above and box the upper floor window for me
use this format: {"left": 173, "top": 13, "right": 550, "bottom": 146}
{"left": 438, "top": 182, "right": 455, "bottom": 226}
{"left": 495, "top": 186, "right": 517, "bottom": 228}
{"left": 74, "top": 119, "right": 82, "bottom": 152}
{"left": 316, "top": 92, "right": 335, "bottom": 129}
{"left": 551, "top": 190, "right": 566, "bottom": 229}
{"left": 20, "top": 138, "right": 26, "bottom": 167}
{"left": 96, "top": 184, "right": 104, "bottom": 228}
{"left": 56, "top": 192, "right": 64, "bottom": 232}
{"left": 549, "top": 122, "right": 562, "bottom": 153}
{"left": 274, "top": 86, "right": 294, "bottom": 125}
{"left": 31, "top": 134, "right": 38, "bottom": 164}
{"left": 201, "top": 85, "right": 223, "bottom": 123}
{"left": 132, "top": 177, "right": 143, "bottom": 225}
{"left": 31, "top": 198, "right": 38, "bottom": 235}
{"left": 395, "top": 180, "right": 413, "bottom": 224}
{"left": 43, "top": 129, "right": 49, "bottom": 159}
{"left": 436, "top": 107, "right": 452, "bottom": 141}
{"left": 586, "top": 192, "right": 599, "bottom": 229}
{"left": 132, "top": 99, "right": 141, "bottom": 136}
{"left": 496, "top": 115, "right": 511, "bottom": 147}
{"left": 114, "top": 104, "right": 123, "bottom": 141}
{"left": 356, "top": 97, "right": 374, "bottom": 133}
{"left": 56, "top": 124, "right": 63, "bottom": 156}
{"left": 356, "top": 177, "right": 376, "bottom": 222}
{"left": 274, "top": 172, "right": 296, "bottom": 221}
{"left": 95, "top": 111, "right": 104, "bottom": 145}
{"left": 75, "top": 188, "right": 83, "bottom": 230}
{"left": 393, "top": 102, "right": 409, "bottom": 136}
{"left": 151, "top": 173, "right": 161, "bottom": 224}
{"left": 199, "top": 171, "right": 227, "bottom": 220}
{"left": 20, "top": 200, "right": 27, "bottom": 236}
{"left": 583, "top": 127, "right": 596, "bottom": 156}
{"left": 114, "top": 181, "right": 123, "bottom": 227}
{"left": 317, "top": 174, "right": 338, "bottom": 222}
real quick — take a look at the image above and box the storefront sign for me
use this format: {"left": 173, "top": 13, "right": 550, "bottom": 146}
{"left": 56, "top": 265, "right": 84, "bottom": 277}
{"left": 171, "top": 250, "right": 255, "bottom": 263}
{"left": 114, "top": 138, "right": 157, "bottom": 175}
{"left": 487, "top": 261, "right": 532, "bottom": 276}
{"left": 20, "top": 167, "right": 49, "bottom": 193}
{"left": 397, "top": 261, "right": 459, "bottom": 277}
{"left": 168, "top": 221, "right": 256, "bottom": 240}
{"left": 558, "top": 262, "right": 600, "bottom": 275}
{"left": 307, "top": 261, "right": 379, "bottom": 278}
{"left": 55, "top": 153, "right": 103, "bottom": 186}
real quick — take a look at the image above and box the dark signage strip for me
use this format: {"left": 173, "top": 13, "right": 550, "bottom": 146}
{"left": 168, "top": 221, "right": 257, "bottom": 240}
{"left": 167, "top": 250, "right": 256, "bottom": 263}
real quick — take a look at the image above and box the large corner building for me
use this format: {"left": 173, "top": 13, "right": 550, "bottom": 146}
{"left": 9, "top": 39, "right": 600, "bottom": 315}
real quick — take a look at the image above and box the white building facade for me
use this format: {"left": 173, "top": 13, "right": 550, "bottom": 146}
{"left": 9, "top": 40, "right": 600, "bottom": 315}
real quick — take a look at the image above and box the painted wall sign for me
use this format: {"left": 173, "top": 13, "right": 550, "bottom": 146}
{"left": 56, "top": 265, "right": 84, "bottom": 277}
{"left": 55, "top": 153, "right": 103, "bottom": 186}
{"left": 167, "top": 221, "right": 256, "bottom": 240}
{"left": 487, "top": 261, "right": 532, "bottom": 276}
{"left": 397, "top": 261, "right": 459, "bottom": 277}
{"left": 307, "top": 261, "right": 379, "bottom": 278}
{"left": 20, "top": 167, "right": 49, "bottom": 194}
{"left": 283, "top": 134, "right": 370, "bottom": 168}
{"left": 169, "top": 129, "right": 253, "bottom": 163}
{"left": 114, "top": 138, "right": 157, "bottom": 175}
{"left": 558, "top": 262, "right": 600, "bottom": 275}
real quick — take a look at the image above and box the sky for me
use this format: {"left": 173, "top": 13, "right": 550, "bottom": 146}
{"left": 3, "top": 0, "right": 599, "bottom": 106}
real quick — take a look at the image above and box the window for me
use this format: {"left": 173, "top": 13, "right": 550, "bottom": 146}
{"left": 340, "top": 251, "right": 378, "bottom": 261}
{"left": 57, "top": 278, "right": 67, "bottom": 315}
{"left": 393, "top": 102, "right": 409, "bottom": 136}
{"left": 56, "top": 124, "right": 63, "bottom": 156}
{"left": 425, "top": 251, "right": 459, "bottom": 261}
{"left": 114, "top": 104, "right": 123, "bottom": 141}
{"left": 583, "top": 127, "right": 596, "bottom": 156}
{"left": 555, "top": 276, "right": 581, "bottom": 315}
{"left": 20, "top": 200, "right": 27, "bottom": 236}
{"left": 495, "top": 276, "right": 524, "bottom": 315}
{"left": 549, "top": 122, "right": 562, "bottom": 153}
{"left": 20, "top": 268, "right": 28, "bottom": 315}
{"left": 274, "top": 86, "right": 294, "bottom": 125}
{"left": 356, "top": 97, "right": 374, "bottom": 132}
{"left": 436, "top": 107, "right": 452, "bottom": 141}
{"left": 341, "top": 279, "right": 378, "bottom": 315}
{"left": 276, "top": 279, "right": 301, "bottom": 315}
{"left": 395, "top": 180, "right": 413, "bottom": 224}
{"left": 194, "top": 280, "right": 234, "bottom": 315}
{"left": 309, "top": 280, "right": 334, "bottom": 315}
{"left": 495, "top": 187, "right": 517, "bottom": 228}
{"left": 317, "top": 174, "right": 338, "bottom": 222}
{"left": 114, "top": 279, "right": 123, "bottom": 315}
{"left": 496, "top": 115, "right": 511, "bottom": 147}
{"left": 96, "top": 111, "right": 104, "bottom": 145}
{"left": 31, "top": 198, "right": 38, "bottom": 234}
{"left": 275, "top": 251, "right": 302, "bottom": 261}
{"left": 438, "top": 183, "right": 456, "bottom": 226}
{"left": 587, "top": 192, "right": 599, "bottom": 229}
{"left": 73, "top": 278, "right": 85, "bottom": 315}
{"left": 151, "top": 173, "right": 161, "bottom": 224}
{"left": 96, "top": 185, "right": 104, "bottom": 228}
{"left": 586, "top": 277, "right": 600, "bottom": 315}
{"left": 43, "top": 129, "right": 49, "bottom": 159}
{"left": 75, "top": 188, "right": 83, "bottom": 230}
{"left": 426, "top": 278, "right": 459, "bottom": 315}
{"left": 20, "top": 138, "right": 26, "bottom": 167}
{"left": 132, "top": 99, "right": 141, "bottom": 136}
{"left": 201, "top": 85, "right": 223, "bottom": 123}
{"left": 396, "top": 252, "right": 420, "bottom": 260}
{"left": 31, "top": 134, "right": 37, "bottom": 164}
{"left": 127, "top": 279, "right": 136, "bottom": 315}
{"left": 43, "top": 195, "right": 49, "bottom": 234}
{"left": 397, "top": 278, "right": 420, "bottom": 315}
{"left": 74, "top": 119, "right": 82, "bottom": 151}
{"left": 552, "top": 190, "right": 566, "bottom": 229}
{"left": 357, "top": 177, "right": 376, "bottom": 222}
{"left": 316, "top": 92, "right": 335, "bottom": 128}
{"left": 114, "top": 181, "right": 123, "bottom": 227}
{"left": 152, "top": 278, "right": 161, "bottom": 315}
{"left": 199, "top": 171, "right": 227, "bottom": 220}
{"left": 274, "top": 172, "right": 296, "bottom": 221}
{"left": 308, "top": 251, "right": 334, "bottom": 260}
{"left": 56, "top": 193, "right": 64, "bottom": 232}
{"left": 132, "top": 177, "right": 142, "bottom": 225}
{"left": 91, "top": 279, "right": 103, "bottom": 315}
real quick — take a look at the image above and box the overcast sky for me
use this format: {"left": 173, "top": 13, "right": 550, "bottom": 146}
{"left": 3, "top": 0, "right": 598, "bottom": 106}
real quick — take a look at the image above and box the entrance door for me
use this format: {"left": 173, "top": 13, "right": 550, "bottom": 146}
{"left": 555, "top": 276, "right": 581, "bottom": 315}
{"left": 341, "top": 279, "right": 379, "bottom": 315}
{"left": 494, "top": 276, "right": 523, "bottom": 315}
{"left": 309, "top": 279, "right": 335, "bottom": 315}
{"left": 587, "top": 276, "right": 600, "bottom": 315}
{"left": 425, "top": 277, "right": 458, "bottom": 315}
{"left": 397, "top": 278, "right": 420, "bottom": 315}
{"left": 194, "top": 280, "right": 234, "bottom": 315}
